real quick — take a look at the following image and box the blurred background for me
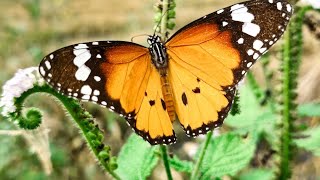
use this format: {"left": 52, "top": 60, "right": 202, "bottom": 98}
{"left": 0, "top": 0, "right": 319, "bottom": 179}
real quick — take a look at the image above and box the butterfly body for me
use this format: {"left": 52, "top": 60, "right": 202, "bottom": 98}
{"left": 39, "top": 0, "right": 293, "bottom": 145}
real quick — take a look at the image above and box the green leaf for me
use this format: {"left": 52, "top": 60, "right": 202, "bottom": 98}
{"left": 239, "top": 168, "right": 273, "bottom": 180}
{"left": 116, "top": 134, "right": 159, "bottom": 180}
{"left": 294, "top": 126, "right": 320, "bottom": 156}
{"left": 197, "top": 133, "right": 256, "bottom": 179}
{"left": 298, "top": 103, "right": 320, "bottom": 117}
{"left": 169, "top": 155, "right": 193, "bottom": 173}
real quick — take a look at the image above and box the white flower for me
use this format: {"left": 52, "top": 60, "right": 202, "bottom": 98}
{"left": 0, "top": 67, "right": 43, "bottom": 117}
{"left": 301, "top": 0, "right": 320, "bottom": 9}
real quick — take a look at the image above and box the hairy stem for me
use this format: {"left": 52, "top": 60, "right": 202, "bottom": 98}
{"left": 190, "top": 131, "right": 213, "bottom": 180}
{"left": 13, "top": 85, "right": 120, "bottom": 180}
{"left": 276, "top": 6, "right": 312, "bottom": 179}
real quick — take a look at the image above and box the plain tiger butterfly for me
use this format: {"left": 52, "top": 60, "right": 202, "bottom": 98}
{"left": 39, "top": 0, "right": 293, "bottom": 145}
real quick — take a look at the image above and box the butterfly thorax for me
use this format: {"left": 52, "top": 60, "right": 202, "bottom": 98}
{"left": 147, "top": 35, "right": 168, "bottom": 72}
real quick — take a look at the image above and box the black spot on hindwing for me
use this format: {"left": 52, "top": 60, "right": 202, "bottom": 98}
{"left": 182, "top": 93, "right": 188, "bottom": 105}
{"left": 149, "top": 100, "right": 155, "bottom": 106}
{"left": 192, "top": 87, "right": 201, "bottom": 93}
{"left": 161, "top": 99, "right": 166, "bottom": 110}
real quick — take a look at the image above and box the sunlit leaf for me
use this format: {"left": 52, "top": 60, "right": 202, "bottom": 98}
{"left": 116, "top": 134, "right": 159, "bottom": 180}
{"left": 197, "top": 133, "right": 256, "bottom": 179}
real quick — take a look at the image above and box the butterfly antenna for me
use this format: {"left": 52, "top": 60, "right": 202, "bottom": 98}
{"left": 131, "top": 34, "right": 150, "bottom": 42}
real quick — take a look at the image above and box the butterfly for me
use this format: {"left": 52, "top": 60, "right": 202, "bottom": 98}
{"left": 39, "top": 0, "right": 292, "bottom": 145}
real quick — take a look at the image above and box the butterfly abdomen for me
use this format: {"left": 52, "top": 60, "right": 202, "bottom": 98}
{"left": 159, "top": 69, "right": 176, "bottom": 122}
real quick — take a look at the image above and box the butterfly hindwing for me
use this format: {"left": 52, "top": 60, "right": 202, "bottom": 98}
{"left": 133, "top": 66, "right": 176, "bottom": 145}
{"left": 166, "top": 0, "right": 292, "bottom": 136}
{"left": 39, "top": 41, "right": 175, "bottom": 145}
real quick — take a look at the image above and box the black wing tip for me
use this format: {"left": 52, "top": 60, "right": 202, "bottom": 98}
{"left": 136, "top": 129, "right": 177, "bottom": 145}
{"left": 183, "top": 120, "right": 224, "bottom": 138}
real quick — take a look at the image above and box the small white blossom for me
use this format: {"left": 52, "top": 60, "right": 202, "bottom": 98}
{"left": 301, "top": 0, "right": 320, "bottom": 9}
{"left": 0, "top": 67, "right": 43, "bottom": 117}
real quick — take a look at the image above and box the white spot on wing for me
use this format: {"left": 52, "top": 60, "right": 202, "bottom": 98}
{"left": 73, "top": 51, "right": 91, "bottom": 67}
{"left": 94, "top": 76, "right": 101, "bottom": 82}
{"left": 253, "top": 53, "right": 259, "bottom": 60}
{"left": 45, "top": 61, "right": 51, "bottom": 70}
{"left": 92, "top": 96, "right": 98, "bottom": 102}
{"left": 247, "top": 49, "right": 254, "bottom": 56}
{"left": 237, "top": 38, "right": 244, "bottom": 44}
{"left": 259, "top": 47, "right": 267, "bottom": 53}
{"left": 277, "top": 2, "right": 282, "bottom": 10}
{"left": 74, "top": 44, "right": 88, "bottom": 49}
{"left": 230, "top": 4, "right": 245, "bottom": 11}
{"left": 222, "top": 21, "right": 228, "bottom": 26}
{"left": 92, "top": 42, "right": 99, "bottom": 45}
{"left": 75, "top": 66, "right": 91, "bottom": 81}
{"left": 253, "top": 40, "right": 264, "bottom": 50}
{"left": 93, "top": 90, "right": 100, "bottom": 96}
{"left": 217, "top": 9, "right": 224, "bottom": 14}
{"left": 96, "top": 54, "right": 102, "bottom": 58}
{"left": 247, "top": 62, "right": 253, "bottom": 68}
{"left": 268, "top": 0, "right": 273, "bottom": 3}
{"left": 286, "top": 4, "right": 291, "bottom": 12}
{"left": 101, "top": 101, "right": 107, "bottom": 106}
{"left": 242, "top": 22, "right": 260, "bottom": 37}
{"left": 50, "top": 54, "right": 54, "bottom": 59}
{"left": 82, "top": 95, "right": 90, "bottom": 100}
{"left": 40, "top": 66, "right": 45, "bottom": 76}
{"left": 231, "top": 7, "right": 254, "bottom": 23}
{"left": 80, "top": 85, "right": 92, "bottom": 95}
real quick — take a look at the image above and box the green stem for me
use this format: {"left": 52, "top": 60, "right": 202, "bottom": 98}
{"left": 190, "top": 131, "right": 213, "bottom": 180}
{"left": 276, "top": 6, "right": 312, "bottom": 179}
{"left": 280, "top": 29, "right": 292, "bottom": 179}
{"left": 160, "top": 0, "right": 169, "bottom": 41}
{"left": 12, "top": 85, "right": 121, "bottom": 180}
{"left": 160, "top": 145, "right": 173, "bottom": 180}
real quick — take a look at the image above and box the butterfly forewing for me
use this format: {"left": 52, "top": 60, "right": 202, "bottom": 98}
{"left": 166, "top": 0, "right": 292, "bottom": 136}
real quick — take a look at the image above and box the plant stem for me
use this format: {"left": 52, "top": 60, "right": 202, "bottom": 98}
{"left": 160, "top": 0, "right": 169, "bottom": 41}
{"left": 190, "top": 131, "right": 213, "bottom": 180}
{"left": 276, "top": 6, "right": 312, "bottom": 179}
{"left": 280, "top": 29, "right": 292, "bottom": 179}
{"left": 13, "top": 85, "right": 121, "bottom": 180}
{"left": 160, "top": 145, "right": 173, "bottom": 180}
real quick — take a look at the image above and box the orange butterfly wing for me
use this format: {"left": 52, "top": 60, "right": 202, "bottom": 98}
{"left": 166, "top": 0, "right": 292, "bottom": 136}
{"left": 39, "top": 41, "right": 175, "bottom": 144}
